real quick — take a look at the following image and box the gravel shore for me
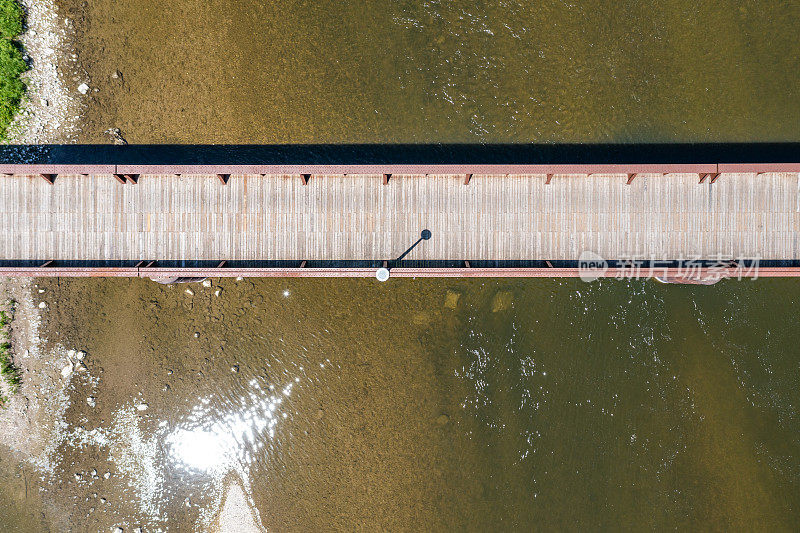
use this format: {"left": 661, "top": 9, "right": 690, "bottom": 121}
{"left": 5, "top": 0, "right": 83, "bottom": 145}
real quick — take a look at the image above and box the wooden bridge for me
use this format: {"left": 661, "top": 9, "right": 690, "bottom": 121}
{"left": 0, "top": 162, "right": 798, "bottom": 279}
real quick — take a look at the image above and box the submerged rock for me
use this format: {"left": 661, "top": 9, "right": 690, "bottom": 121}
{"left": 444, "top": 290, "right": 460, "bottom": 309}
{"left": 491, "top": 291, "right": 513, "bottom": 312}
{"left": 412, "top": 311, "right": 429, "bottom": 325}
{"left": 104, "top": 128, "right": 127, "bottom": 145}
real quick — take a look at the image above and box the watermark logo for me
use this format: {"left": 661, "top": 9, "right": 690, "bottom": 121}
{"left": 578, "top": 250, "right": 608, "bottom": 282}
{"left": 577, "top": 252, "right": 761, "bottom": 283}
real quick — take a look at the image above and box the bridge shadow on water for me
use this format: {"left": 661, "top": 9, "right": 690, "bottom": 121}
{"left": 0, "top": 143, "right": 799, "bottom": 165}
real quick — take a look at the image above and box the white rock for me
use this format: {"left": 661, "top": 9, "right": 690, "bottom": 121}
{"left": 38, "top": 302, "right": 47, "bottom": 309}
{"left": 67, "top": 349, "right": 76, "bottom": 358}
{"left": 103, "top": 472, "right": 111, "bottom": 479}
{"left": 61, "top": 363, "right": 73, "bottom": 378}
{"left": 202, "top": 279, "right": 212, "bottom": 288}
{"left": 77, "top": 83, "right": 89, "bottom": 94}
{"left": 76, "top": 351, "right": 86, "bottom": 360}
{"left": 214, "top": 289, "right": 222, "bottom": 297}
{"left": 136, "top": 403, "right": 148, "bottom": 411}
{"left": 86, "top": 396, "right": 96, "bottom": 407}
{"left": 38, "top": 288, "right": 45, "bottom": 293}
{"left": 184, "top": 288, "right": 194, "bottom": 296}
{"left": 113, "top": 527, "right": 123, "bottom": 533}
{"left": 236, "top": 277, "right": 243, "bottom": 281}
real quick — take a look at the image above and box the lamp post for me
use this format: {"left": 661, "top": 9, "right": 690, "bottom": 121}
{"left": 376, "top": 229, "right": 432, "bottom": 282}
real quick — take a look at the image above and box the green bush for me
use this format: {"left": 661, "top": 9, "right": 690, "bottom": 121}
{"left": 0, "top": 0, "right": 26, "bottom": 141}
{"left": 0, "top": 0, "right": 23, "bottom": 39}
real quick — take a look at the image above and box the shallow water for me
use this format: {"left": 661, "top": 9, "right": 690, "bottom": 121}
{"left": 2, "top": 277, "right": 797, "bottom": 530}
{"left": 59, "top": 0, "right": 800, "bottom": 143}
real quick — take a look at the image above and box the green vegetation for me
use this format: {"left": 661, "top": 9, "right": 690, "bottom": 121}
{"left": 0, "top": 0, "right": 26, "bottom": 141}
{"left": 0, "top": 301, "right": 21, "bottom": 406}
{"left": 0, "top": 0, "right": 23, "bottom": 38}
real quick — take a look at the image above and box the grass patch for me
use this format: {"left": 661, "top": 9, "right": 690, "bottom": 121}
{"left": 0, "top": 300, "right": 21, "bottom": 406}
{"left": 0, "top": 0, "right": 23, "bottom": 38}
{"left": 0, "top": 0, "right": 26, "bottom": 141}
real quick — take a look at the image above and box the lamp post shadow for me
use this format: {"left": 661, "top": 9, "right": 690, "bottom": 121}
{"left": 391, "top": 229, "right": 432, "bottom": 268}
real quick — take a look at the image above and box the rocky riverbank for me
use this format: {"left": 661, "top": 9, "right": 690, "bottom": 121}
{"left": 0, "top": 277, "right": 271, "bottom": 531}
{"left": 5, "top": 0, "right": 83, "bottom": 146}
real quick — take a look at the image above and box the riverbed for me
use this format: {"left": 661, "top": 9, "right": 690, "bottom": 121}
{"left": 57, "top": 0, "right": 800, "bottom": 144}
{"left": 3, "top": 277, "right": 800, "bottom": 530}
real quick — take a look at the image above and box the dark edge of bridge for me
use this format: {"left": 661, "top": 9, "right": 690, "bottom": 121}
{"left": 2, "top": 143, "right": 800, "bottom": 165}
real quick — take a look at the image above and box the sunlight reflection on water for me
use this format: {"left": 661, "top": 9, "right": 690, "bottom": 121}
{"left": 165, "top": 378, "right": 297, "bottom": 474}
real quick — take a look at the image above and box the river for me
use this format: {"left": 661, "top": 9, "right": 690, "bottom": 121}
{"left": 1, "top": 0, "right": 799, "bottom": 531}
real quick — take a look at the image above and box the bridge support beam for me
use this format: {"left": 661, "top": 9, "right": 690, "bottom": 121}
{"left": 383, "top": 173, "right": 391, "bottom": 185}
{"left": 464, "top": 174, "right": 472, "bottom": 185}
{"left": 40, "top": 174, "right": 57, "bottom": 184}
{"left": 217, "top": 174, "right": 230, "bottom": 185}
{"left": 301, "top": 174, "right": 311, "bottom": 185}
{"left": 699, "top": 173, "right": 720, "bottom": 184}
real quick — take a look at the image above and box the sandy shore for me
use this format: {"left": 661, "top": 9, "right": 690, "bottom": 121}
{"left": 5, "top": 0, "right": 83, "bottom": 146}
